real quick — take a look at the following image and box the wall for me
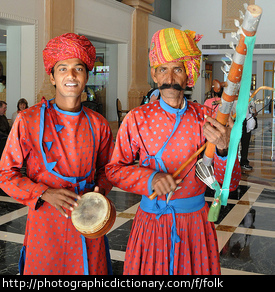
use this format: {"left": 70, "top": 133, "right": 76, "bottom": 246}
{"left": 0, "top": 0, "right": 44, "bottom": 118}
{"left": 75, "top": 0, "right": 134, "bottom": 115}
{"left": 75, "top": 0, "right": 178, "bottom": 119}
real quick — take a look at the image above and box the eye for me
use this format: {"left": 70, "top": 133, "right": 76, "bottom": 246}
{"left": 175, "top": 68, "right": 183, "bottom": 73}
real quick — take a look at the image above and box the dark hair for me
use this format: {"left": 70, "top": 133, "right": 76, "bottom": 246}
{"left": 17, "top": 98, "right": 29, "bottom": 111}
{"left": 0, "top": 101, "right": 7, "bottom": 108}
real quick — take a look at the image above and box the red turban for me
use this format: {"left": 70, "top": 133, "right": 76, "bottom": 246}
{"left": 43, "top": 33, "right": 96, "bottom": 75}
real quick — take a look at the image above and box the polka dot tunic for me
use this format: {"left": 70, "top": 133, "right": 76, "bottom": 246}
{"left": 0, "top": 98, "right": 114, "bottom": 275}
{"left": 106, "top": 98, "right": 241, "bottom": 275}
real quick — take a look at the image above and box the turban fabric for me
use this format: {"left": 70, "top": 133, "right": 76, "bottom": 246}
{"left": 43, "top": 33, "right": 96, "bottom": 75}
{"left": 149, "top": 28, "right": 202, "bottom": 87}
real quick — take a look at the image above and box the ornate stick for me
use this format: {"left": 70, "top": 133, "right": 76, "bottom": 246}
{"left": 202, "top": 4, "right": 262, "bottom": 166}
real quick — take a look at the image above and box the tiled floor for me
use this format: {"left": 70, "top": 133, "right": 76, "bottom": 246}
{"left": 1, "top": 117, "right": 275, "bottom": 275}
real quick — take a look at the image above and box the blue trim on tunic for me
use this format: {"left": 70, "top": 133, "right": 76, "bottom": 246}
{"left": 38, "top": 100, "right": 111, "bottom": 275}
{"left": 140, "top": 97, "right": 206, "bottom": 275}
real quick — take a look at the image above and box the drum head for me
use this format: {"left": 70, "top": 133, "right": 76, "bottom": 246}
{"left": 71, "top": 192, "right": 110, "bottom": 234}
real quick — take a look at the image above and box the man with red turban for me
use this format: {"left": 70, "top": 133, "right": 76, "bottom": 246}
{"left": 106, "top": 28, "right": 241, "bottom": 275}
{"left": 0, "top": 33, "right": 114, "bottom": 275}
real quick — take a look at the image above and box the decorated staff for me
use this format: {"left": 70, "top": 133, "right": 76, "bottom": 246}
{"left": 197, "top": 4, "right": 262, "bottom": 221}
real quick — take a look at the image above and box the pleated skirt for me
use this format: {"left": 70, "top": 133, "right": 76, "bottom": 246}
{"left": 123, "top": 203, "right": 220, "bottom": 275}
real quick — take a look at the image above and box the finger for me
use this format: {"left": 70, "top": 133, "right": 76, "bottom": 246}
{"left": 60, "top": 200, "right": 76, "bottom": 211}
{"left": 94, "top": 186, "right": 100, "bottom": 193}
{"left": 55, "top": 204, "right": 69, "bottom": 218}
{"left": 59, "top": 195, "right": 79, "bottom": 208}
{"left": 166, "top": 175, "right": 178, "bottom": 191}
{"left": 156, "top": 178, "right": 171, "bottom": 195}
{"left": 228, "top": 116, "right": 234, "bottom": 128}
{"left": 175, "top": 178, "right": 182, "bottom": 185}
{"left": 205, "top": 115, "right": 226, "bottom": 132}
{"left": 62, "top": 189, "right": 81, "bottom": 201}
{"left": 93, "top": 186, "right": 105, "bottom": 195}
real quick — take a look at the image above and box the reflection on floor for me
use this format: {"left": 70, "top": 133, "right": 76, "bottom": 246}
{"left": 0, "top": 117, "right": 275, "bottom": 275}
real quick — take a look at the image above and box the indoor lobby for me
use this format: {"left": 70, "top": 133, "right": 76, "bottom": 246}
{"left": 0, "top": 0, "right": 275, "bottom": 276}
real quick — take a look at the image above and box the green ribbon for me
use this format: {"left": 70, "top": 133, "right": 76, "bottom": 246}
{"left": 208, "top": 35, "right": 257, "bottom": 221}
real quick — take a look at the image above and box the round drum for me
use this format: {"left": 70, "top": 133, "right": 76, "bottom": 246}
{"left": 71, "top": 192, "right": 116, "bottom": 239}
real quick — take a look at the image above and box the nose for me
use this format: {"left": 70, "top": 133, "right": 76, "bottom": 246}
{"left": 67, "top": 68, "right": 77, "bottom": 79}
{"left": 166, "top": 69, "right": 174, "bottom": 84}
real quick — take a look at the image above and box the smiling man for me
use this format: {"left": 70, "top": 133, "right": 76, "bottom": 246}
{"left": 0, "top": 33, "right": 114, "bottom": 275}
{"left": 106, "top": 28, "right": 241, "bottom": 275}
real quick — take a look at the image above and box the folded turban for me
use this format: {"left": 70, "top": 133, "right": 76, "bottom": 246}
{"left": 43, "top": 33, "right": 96, "bottom": 75}
{"left": 149, "top": 28, "right": 202, "bottom": 87}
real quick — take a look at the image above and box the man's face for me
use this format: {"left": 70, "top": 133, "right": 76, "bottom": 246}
{"left": 50, "top": 58, "right": 88, "bottom": 100}
{"left": 0, "top": 104, "right": 7, "bottom": 116}
{"left": 151, "top": 61, "right": 188, "bottom": 100}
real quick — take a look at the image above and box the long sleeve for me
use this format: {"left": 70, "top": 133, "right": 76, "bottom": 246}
{"left": 0, "top": 113, "right": 49, "bottom": 209}
{"left": 94, "top": 116, "right": 114, "bottom": 195}
{"left": 106, "top": 110, "right": 156, "bottom": 195}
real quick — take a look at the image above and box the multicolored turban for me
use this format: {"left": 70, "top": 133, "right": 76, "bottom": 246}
{"left": 149, "top": 28, "right": 202, "bottom": 87}
{"left": 43, "top": 33, "right": 96, "bottom": 75}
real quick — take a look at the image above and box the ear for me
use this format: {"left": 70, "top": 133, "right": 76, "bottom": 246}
{"left": 49, "top": 73, "right": 56, "bottom": 86}
{"left": 150, "top": 67, "right": 158, "bottom": 84}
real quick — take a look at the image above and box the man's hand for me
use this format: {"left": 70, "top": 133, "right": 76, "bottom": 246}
{"left": 41, "top": 188, "right": 81, "bottom": 218}
{"left": 203, "top": 115, "right": 234, "bottom": 156}
{"left": 152, "top": 172, "right": 182, "bottom": 197}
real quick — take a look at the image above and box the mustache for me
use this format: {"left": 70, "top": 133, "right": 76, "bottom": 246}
{"left": 158, "top": 83, "right": 184, "bottom": 91}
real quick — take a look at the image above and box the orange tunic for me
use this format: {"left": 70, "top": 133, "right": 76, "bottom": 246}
{"left": 107, "top": 98, "right": 241, "bottom": 275}
{"left": 0, "top": 98, "right": 114, "bottom": 275}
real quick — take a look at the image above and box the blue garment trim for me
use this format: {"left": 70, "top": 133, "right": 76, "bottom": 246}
{"left": 215, "top": 148, "right": 228, "bottom": 161}
{"left": 141, "top": 98, "right": 186, "bottom": 174}
{"left": 39, "top": 102, "right": 96, "bottom": 187}
{"left": 53, "top": 103, "right": 82, "bottom": 116}
{"left": 104, "top": 235, "right": 113, "bottom": 275}
{"left": 45, "top": 141, "right": 53, "bottom": 151}
{"left": 55, "top": 124, "right": 64, "bottom": 133}
{"left": 19, "top": 245, "right": 26, "bottom": 275}
{"left": 140, "top": 193, "right": 205, "bottom": 215}
{"left": 140, "top": 193, "right": 205, "bottom": 275}
{"left": 81, "top": 235, "right": 89, "bottom": 275}
{"left": 147, "top": 170, "right": 158, "bottom": 195}
{"left": 159, "top": 96, "right": 188, "bottom": 115}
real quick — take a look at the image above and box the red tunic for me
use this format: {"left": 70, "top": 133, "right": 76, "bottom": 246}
{"left": 0, "top": 98, "right": 114, "bottom": 275}
{"left": 106, "top": 98, "right": 241, "bottom": 275}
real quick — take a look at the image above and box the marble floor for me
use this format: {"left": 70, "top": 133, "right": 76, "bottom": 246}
{"left": 0, "top": 116, "right": 275, "bottom": 275}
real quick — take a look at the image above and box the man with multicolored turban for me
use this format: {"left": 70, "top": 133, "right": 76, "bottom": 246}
{"left": 106, "top": 28, "right": 241, "bottom": 275}
{"left": 0, "top": 33, "right": 114, "bottom": 275}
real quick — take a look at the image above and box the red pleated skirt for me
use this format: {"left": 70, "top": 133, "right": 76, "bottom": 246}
{"left": 123, "top": 203, "right": 220, "bottom": 275}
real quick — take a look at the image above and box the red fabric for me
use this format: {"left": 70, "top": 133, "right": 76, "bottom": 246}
{"left": 0, "top": 99, "right": 114, "bottom": 275}
{"left": 125, "top": 204, "right": 220, "bottom": 275}
{"left": 106, "top": 99, "right": 241, "bottom": 275}
{"left": 43, "top": 33, "right": 96, "bottom": 75}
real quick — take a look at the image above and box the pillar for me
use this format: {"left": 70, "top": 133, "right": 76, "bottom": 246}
{"left": 37, "top": 0, "right": 76, "bottom": 102}
{"left": 122, "top": 0, "right": 154, "bottom": 109}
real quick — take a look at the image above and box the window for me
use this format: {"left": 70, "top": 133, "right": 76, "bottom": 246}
{"left": 220, "top": 0, "right": 255, "bottom": 38}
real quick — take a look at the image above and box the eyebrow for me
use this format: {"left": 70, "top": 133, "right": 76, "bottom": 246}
{"left": 56, "top": 63, "right": 85, "bottom": 68}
